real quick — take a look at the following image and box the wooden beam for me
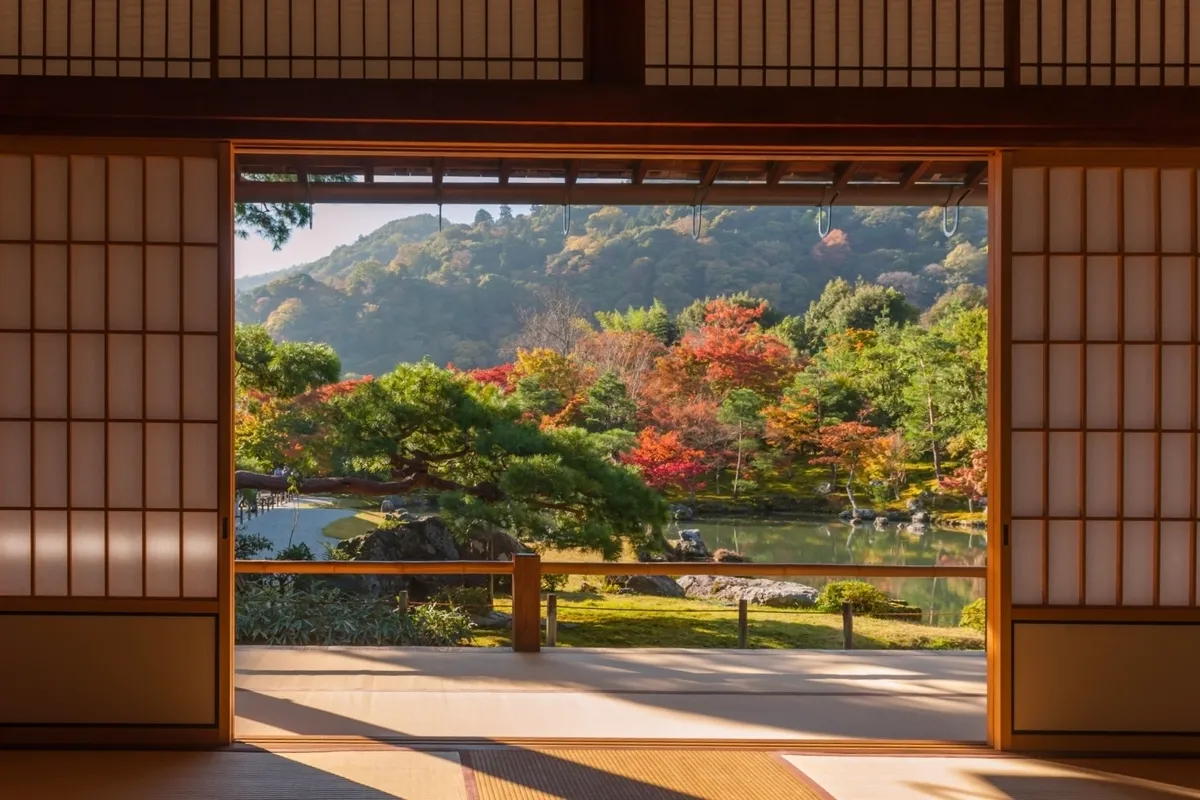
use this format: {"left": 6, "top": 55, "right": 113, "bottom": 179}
{"left": 962, "top": 162, "right": 988, "bottom": 190}
{"left": 766, "top": 161, "right": 789, "bottom": 185}
{"left": 8, "top": 78, "right": 1200, "bottom": 149}
{"left": 234, "top": 180, "right": 990, "bottom": 206}
{"left": 565, "top": 159, "right": 581, "bottom": 186}
{"left": 499, "top": 159, "right": 511, "bottom": 184}
{"left": 831, "top": 161, "right": 857, "bottom": 191}
{"left": 900, "top": 161, "right": 933, "bottom": 190}
{"left": 697, "top": 160, "right": 722, "bottom": 190}
{"left": 632, "top": 160, "right": 649, "bottom": 184}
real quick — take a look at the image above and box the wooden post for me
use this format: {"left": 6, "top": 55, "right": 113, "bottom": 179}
{"left": 398, "top": 590, "right": 409, "bottom": 616}
{"left": 842, "top": 602, "right": 854, "bottom": 650}
{"left": 586, "top": 0, "right": 645, "bottom": 85}
{"left": 511, "top": 553, "right": 542, "bottom": 653}
{"left": 546, "top": 593, "right": 558, "bottom": 647}
{"left": 737, "top": 599, "right": 748, "bottom": 648}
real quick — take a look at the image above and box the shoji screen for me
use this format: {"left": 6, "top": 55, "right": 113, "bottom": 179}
{"left": 0, "top": 139, "right": 232, "bottom": 746}
{"left": 998, "top": 151, "right": 1200, "bottom": 752}
{"left": 216, "top": 0, "right": 585, "bottom": 79}
{"left": 645, "top": 0, "right": 1007, "bottom": 86}
{"left": 1019, "top": 0, "right": 1200, "bottom": 85}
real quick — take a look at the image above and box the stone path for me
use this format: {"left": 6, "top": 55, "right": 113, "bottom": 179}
{"left": 238, "top": 496, "right": 359, "bottom": 557}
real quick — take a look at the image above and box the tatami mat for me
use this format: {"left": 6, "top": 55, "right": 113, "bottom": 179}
{"left": 782, "top": 755, "right": 1200, "bottom": 799}
{"left": 468, "top": 749, "right": 825, "bottom": 800}
{"left": 0, "top": 750, "right": 469, "bottom": 800}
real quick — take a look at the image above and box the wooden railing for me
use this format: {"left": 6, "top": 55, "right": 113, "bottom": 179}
{"left": 235, "top": 554, "right": 987, "bottom": 652}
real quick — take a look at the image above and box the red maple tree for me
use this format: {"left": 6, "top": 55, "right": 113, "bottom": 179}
{"left": 462, "top": 363, "right": 516, "bottom": 393}
{"left": 939, "top": 449, "right": 989, "bottom": 511}
{"left": 811, "top": 419, "right": 880, "bottom": 511}
{"left": 622, "top": 428, "right": 709, "bottom": 495}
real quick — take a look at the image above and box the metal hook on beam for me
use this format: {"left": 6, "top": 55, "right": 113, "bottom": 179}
{"left": 562, "top": 203, "right": 572, "bottom": 236}
{"left": 691, "top": 202, "right": 704, "bottom": 240}
{"left": 816, "top": 189, "right": 839, "bottom": 240}
{"left": 941, "top": 187, "right": 972, "bottom": 238}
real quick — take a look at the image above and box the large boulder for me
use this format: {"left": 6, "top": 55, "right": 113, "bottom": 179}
{"left": 605, "top": 574, "right": 686, "bottom": 598}
{"left": 331, "top": 515, "right": 522, "bottom": 600}
{"left": 676, "top": 575, "right": 819, "bottom": 608}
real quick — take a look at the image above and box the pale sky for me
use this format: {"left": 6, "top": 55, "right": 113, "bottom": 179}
{"left": 234, "top": 203, "right": 526, "bottom": 277}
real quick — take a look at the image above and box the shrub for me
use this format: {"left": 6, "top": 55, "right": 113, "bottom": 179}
{"left": 433, "top": 585, "right": 492, "bottom": 615}
{"left": 541, "top": 573, "right": 569, "bottom": 593}
{"left": 235, "top": 532, "right": 274, "bottom": 560}
{"left": 276, "top": 542, "right": 316, "bottom": 561}
{"left": 236, "top": 583, "right": 473, "bottom": 646}
{"left": 815, "top": 580, "right": 893, "bottom": 615}
{"left": 960, "top": 597, "right": 987, "bottom": 633}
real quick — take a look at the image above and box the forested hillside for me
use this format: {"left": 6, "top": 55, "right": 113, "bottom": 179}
{"left": 235, "top": 204, "right": 987, "bottom": 375}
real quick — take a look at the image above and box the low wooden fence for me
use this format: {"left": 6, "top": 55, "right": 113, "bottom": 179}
{"left": 234, "top": 554, "right": 987, "bottom": 652}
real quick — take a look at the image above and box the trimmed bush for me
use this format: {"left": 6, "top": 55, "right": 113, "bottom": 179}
{"left": 815, "top": 580, "right": 893, "bottom": 615}
{"left": 960, "top": 597, "right": 986, "bottom": 633}
{"left": 237, "top": 583, "right": 474, "bottom": 646}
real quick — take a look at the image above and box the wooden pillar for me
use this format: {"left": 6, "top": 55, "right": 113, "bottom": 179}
{"left": 586, "top": 0, "right": 645, "bottom": 85}
{"left": 511, "top": 553, "right": 542, "bottom": 653}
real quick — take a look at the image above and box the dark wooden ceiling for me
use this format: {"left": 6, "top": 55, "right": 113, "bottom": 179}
{"left": 235, "top": 155, "right": 988, "bottom": 207}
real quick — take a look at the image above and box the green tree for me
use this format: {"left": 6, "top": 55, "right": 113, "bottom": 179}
{"left": 235, "top": 323, "right": 341, "bottom": 397}
{"left": 802, "top": 278, "right": 919, "bottom": 350}
{"left": 580, "top": 372, "right": 638, "bottom": 432}
{"left": 512, "top": 376, "right": 566, "bottom": 417}
{"left": 595, "top": 299, "right": 677, "bottom": 345}
{"left": 717, "top": 388, "right": 766, "bottom": 499}
{"left": 235, "top": 173, "right": 356, "bottom": 250}
{"left": 474, "top": 208, "right": 495, "bottom": 225}
{"left": 236, "top": 361, "right": 667, "bottom": 557}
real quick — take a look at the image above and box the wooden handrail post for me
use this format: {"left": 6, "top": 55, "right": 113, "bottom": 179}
{"left": 511, "top": 553, "right": 542, "bottom": 653}
{"left": 842, "top": 602, "right": 855, "bottom": 650}
{"left": 737, "top": 599, "right": 748, "bottom": 649}
{"left": 546, "top": 593, "right": 558, "bottom": 647}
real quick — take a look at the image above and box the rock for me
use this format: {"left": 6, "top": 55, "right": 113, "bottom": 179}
{"left": 676, "top": 575, "right": 819, "bottom": 608}
{"left": 470, "top": 610, "right": 512, "bottom": 629}
{"left": 873, "top": 515, "right": 889, "bottom": 528}
{"left": 887, "top": 510, "right": 906, "bottom": 522}
{"left": 712, "top": 548, "right": 750, "bottom": 563}
{"left": 670, "top": 504, "right": 695, "bottom": 520}
{"left": 331, "top": 515, "right": 523, "bottom": 600}
{"left": 814, "top": 482, "right": 833, "bottom": 496}
{"left": 911, "top": 510, "right": 931, "bottom": 524}
{"left": 673, "top": 529, "right": 710, "bottom": 560}
{"left": 906, "top": 497, "right": 925, "bottom": 513}
{"left": 606, "top": 574, "right": 686, "bottom": 598}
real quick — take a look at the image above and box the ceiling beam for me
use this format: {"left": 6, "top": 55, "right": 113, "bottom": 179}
{"left": 900, "top": 161, "right": 933, "bottom": 190}
{"left": 831, "top": 162, "right": 858, "bottom": 191}
{"left": 235, "top": 180, "right": 989, "bottom": 207}
{"left": 766, "top": 161, "right": 789, "bottom": 185}
{"left": 632, "top": 161, "right": 649, "bottom": 184}
{"left": 7, "top": 78, "right": 1200, "bottom": 148}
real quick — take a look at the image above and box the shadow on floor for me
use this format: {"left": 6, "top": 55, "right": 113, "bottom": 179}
{"left": 908, "top": 768, "right": 1200, "bottom": 800}
{"left": 237, "top": 690, "right": 709, "bottom": 799}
